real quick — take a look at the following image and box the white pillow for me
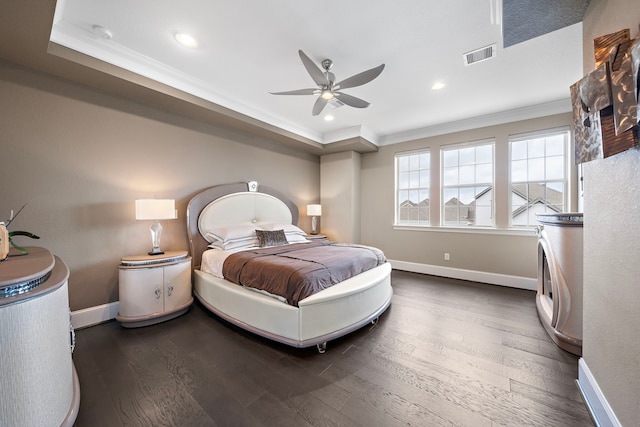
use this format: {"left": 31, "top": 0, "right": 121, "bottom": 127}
{"left": 286, "top": 234, "right": 310, "bottom": 243}
{"left": 214, "top": 236, "right": 257, "bottom": 245}
{"left": 204, "top": 223, "right": 262, "bottom": 243}
{"left": 258, "top": 222, "right": 306, "bottom": 235}
{"left": 208, "top": 238, "right": 258, "bottom": 250}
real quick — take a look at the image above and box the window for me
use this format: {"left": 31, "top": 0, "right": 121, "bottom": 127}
{"left": 442, "top": 141, "right": 494, "bottom": 227}
{"left": 396, "top": 150, "right": 430, "bottom": 225}
{"left": 510, "top": 129, "right": 568, "bottom": 227}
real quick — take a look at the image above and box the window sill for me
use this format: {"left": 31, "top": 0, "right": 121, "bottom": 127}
{"left": 392, "top": 224, "right": 537, "bottom": 237}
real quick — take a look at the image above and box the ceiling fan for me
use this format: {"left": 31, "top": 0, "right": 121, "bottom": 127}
{"left": 271, "top": 50, "right": 385, "bottom": 116}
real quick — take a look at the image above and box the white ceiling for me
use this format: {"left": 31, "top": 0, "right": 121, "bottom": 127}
{"left": 50, "top": 0, "right": 584, "bottom": 146}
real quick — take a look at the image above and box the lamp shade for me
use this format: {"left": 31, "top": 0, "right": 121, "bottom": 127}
{"left": 307, "top": 204, "right": 322, "bottom": 216}
{"left": 135, "top": 199, "right": 176, "bottom": 220}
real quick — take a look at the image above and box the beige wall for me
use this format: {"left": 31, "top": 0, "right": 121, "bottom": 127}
{"left": 320, "top": 151, "right": 361, "bottom": 243}
{"left": 360, "top": 113, "right": 575, "bottom": 279}
{"left": 581, "top": 1, "right": 640, "bottom": 425}
{"left": 0, "top": 60, "right": 320, "bottom": 311}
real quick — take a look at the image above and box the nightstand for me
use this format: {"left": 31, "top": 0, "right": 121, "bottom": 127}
{"left": 116, "top": 250, "right": 193, "bottom": 328}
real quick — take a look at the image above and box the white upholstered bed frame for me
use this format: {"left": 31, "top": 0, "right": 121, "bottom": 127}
{"left": 186, "top": 182, "right": 392, "bottom": 352}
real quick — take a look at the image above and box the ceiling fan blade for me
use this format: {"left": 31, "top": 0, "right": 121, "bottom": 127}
{"left": 335, "top": 64, "right": 385, "bottom": 90}
{"left": 334, "top": 92, "right": 370, "bottom": 108}
{"left": 270, "top": 88, "right": 318, "bottom": 96}
{"left": 299, "top": 50, "right": 327, "bottom": 87}
{"left": 312, "top": 96, "right": 329, "bottom": 116}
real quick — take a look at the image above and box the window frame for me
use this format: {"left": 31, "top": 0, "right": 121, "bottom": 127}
{"left": 440, "top": 139, "right": 495, "bottom": 228}
{"left": 394, "top": 148, "right": 431, "bottom": 226}
{"left": 508, "top": 127, "right": 570, "bottom": 228}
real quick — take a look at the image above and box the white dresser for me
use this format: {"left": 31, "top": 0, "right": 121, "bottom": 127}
{"left": 0, "top": 247, "right": 80, "bottom": 427}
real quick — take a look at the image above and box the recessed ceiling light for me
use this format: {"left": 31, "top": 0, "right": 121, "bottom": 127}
{"left": 174, "top": 33, "right": 198, "bottom": 48}
{"left": 324, "top": 115, "right": 334, "bottom": 121}
{"left": 92, "top": 25, "right": 112, "bottom": 40}
{"left": 431, "top": 82, "right": 446, "bottom": 90}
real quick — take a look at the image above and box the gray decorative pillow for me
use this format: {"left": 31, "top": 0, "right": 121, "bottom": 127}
{"left": 255, "top": 229, "right": 288, "bottom": 247}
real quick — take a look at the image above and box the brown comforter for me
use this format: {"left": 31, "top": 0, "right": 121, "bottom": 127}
{"left": 222, "top": 241, "right": 386, "bottom": 307}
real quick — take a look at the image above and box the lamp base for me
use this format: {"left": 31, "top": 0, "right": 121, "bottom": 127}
{"left": 148, "top": 247, "right": 165, "bottom": 256}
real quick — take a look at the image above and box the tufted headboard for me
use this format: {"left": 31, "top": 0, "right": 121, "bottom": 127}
{"left": 186, "top": 182, "right": 299, "bottom": 269}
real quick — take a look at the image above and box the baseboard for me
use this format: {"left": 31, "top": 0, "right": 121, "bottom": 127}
{"left": 577, "top": 358, "right": 622, "bottom": 427}
{"left": 388, "top": 259, "right": 537, "bottom": 291}
{"left": 71, "top": 301, "right": 119, "bottom": 329}
{"left": 69, "top": 262, "right": 534, "bottom": 329}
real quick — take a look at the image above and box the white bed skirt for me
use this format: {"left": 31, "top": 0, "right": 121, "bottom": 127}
{"left": 194, "top": 262, "right": 392, "bottom": 348}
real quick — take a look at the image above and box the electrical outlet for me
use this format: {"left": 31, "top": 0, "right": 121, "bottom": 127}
{"left": 444, "top": 252, "right": 450, "bottom": 261}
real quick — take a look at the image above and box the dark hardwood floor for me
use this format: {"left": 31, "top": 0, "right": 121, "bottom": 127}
{"left": 72, "top": 270, "right": 594, "bottom": 427}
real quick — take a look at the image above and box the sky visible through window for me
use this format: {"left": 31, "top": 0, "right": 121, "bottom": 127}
{"left": 511, "top": 134, "right": 565, "bottom": 186}
{"left": 397, "top": 151, "right": 430, "bottom": 225}
{"left": 442, "top": 142, "right": 494, "bottom": 226}
{"left": 395, "top": 129, "right": 568, "bottom": 228}
{"left": 510, "top": 130, "right": 567, "bottom": 227}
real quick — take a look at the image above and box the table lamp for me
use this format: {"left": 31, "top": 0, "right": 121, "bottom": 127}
{"left": 307, "top": 204, "right": 322, "bottom": 235}
{"left": 135, "top": 199, "right": 176, "bottom": 255}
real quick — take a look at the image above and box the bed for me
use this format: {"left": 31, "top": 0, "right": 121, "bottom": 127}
{"left": 186, "top": 182, "right": 392, "bottom": 352}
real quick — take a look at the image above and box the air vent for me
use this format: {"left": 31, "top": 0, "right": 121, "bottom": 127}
{"left": 463, "top": 44, "right": 497, "bottom": 66}
{"left": 328, "top": 98, "right": 345, "bottom": 109}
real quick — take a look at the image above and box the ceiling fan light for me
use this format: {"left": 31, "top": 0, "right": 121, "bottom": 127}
{"left": 321, "top": 90, "right": 334, "bottom": 100}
